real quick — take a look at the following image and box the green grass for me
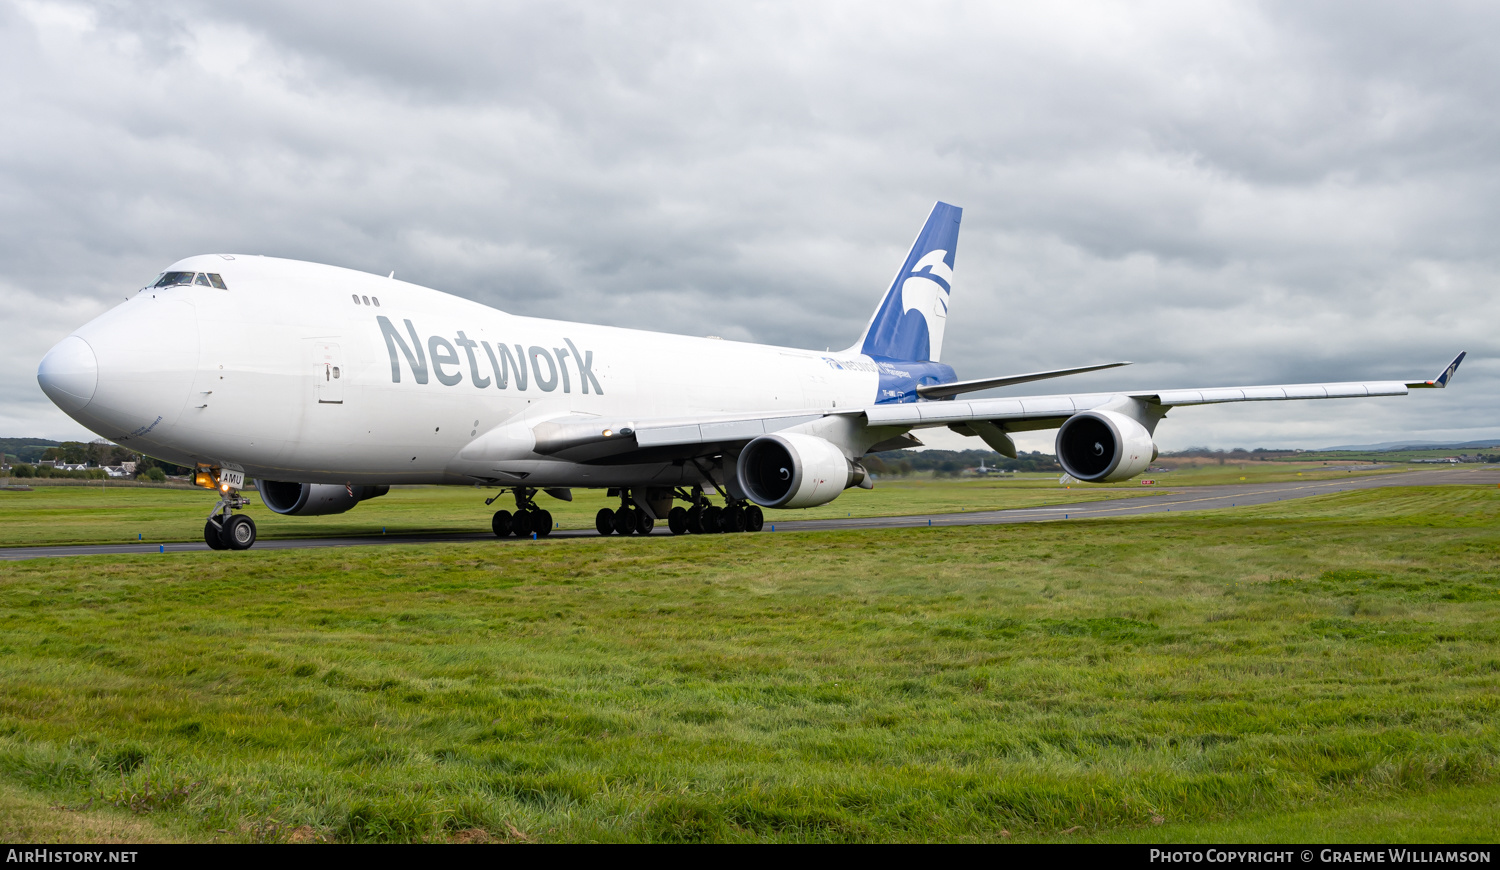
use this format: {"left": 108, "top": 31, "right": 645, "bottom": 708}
{"left": 0, "top": 479, "right": 1155, "bottom": 547}
{"left": 0, "top": 485, "right": 1496, "bottom": 841}
{"left": 1087, "top": 781, "right": 1500, "bottom": 844}
{"left": 1130, "top": 461, "right": 1409, "bottom": 487}
{"left": 0, "top": 461, "right": 1421, "bottom": 548}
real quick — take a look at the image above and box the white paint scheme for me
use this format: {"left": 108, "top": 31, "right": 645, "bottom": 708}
{"left": 36, "top": 250, "right": 1460, "bottom": 518}
{"left": 39, "top": 254, "right": 881, "bottom": 490}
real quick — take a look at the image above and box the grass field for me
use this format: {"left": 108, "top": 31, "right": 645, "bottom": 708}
{"left": 0, "top": 460, "right": 1407, "bottom": 548}
{"left": 0, "top": 478, "right": 1160, "bottom": 547}
{"left": 0, "top": 483, "right": 1496, "bottom": 842}
{"left": 1128, "top": 460, "right": 1408, "bottom": 487}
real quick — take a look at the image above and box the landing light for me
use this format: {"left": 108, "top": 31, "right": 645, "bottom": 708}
{"left": 603, "top": 429, "right": 613, "bottom": 437}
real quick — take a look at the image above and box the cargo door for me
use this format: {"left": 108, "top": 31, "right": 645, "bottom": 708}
{"left": 313, "top": 341, "right": 344, "bottom": 404}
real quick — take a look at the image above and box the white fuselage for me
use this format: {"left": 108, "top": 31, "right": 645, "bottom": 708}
{"left": 56, "top": 255, "right": 883, "bottom": 487}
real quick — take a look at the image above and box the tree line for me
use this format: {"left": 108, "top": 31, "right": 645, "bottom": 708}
{"left": 862, "top": 449, "right": 1061, "bottom": 477}
{"left": 3, "top": 438, "right": 193, "bottom": 481}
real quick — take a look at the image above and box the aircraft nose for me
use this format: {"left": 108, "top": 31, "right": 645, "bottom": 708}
{"left": 37, "top": 335, "right": 99, "bottom": 413}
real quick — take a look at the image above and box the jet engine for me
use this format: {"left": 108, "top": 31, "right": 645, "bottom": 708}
{"left": 1055, "top": 410, "right": 1156, "bottom": 483}
{"left": 737, "top": 433, "right": 867, "bottom": 509}
{"left": 257, "top": 481, "right": 390, "bottom": 516}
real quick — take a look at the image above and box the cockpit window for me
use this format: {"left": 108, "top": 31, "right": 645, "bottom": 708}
{"left": 152, "top": 271, "right": 228, "bottom": 289}
{"left": 154, "top": 271, "right": 197, "bottom": 287}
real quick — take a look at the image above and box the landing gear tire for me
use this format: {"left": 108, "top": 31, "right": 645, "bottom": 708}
{"left": 511, "top": 509, "right": 533, "bottom": 538}
{"left": 596, "top": 508, "right": 616, "bottom": 536}
{"left": 613, "top": 506, "right": 635, "bottom": 535}
{"left": 222, "top": 514, "right": 257, "bottom": 550}
{"left": 702, "top": 505, "right": 723, "bottom": 534}
{"left": 745, "top": 505, "right": 764, "bottom": 532}
{"left": 667, "top": 506, "right": 688, "bottom": 535}
{"left": 721, "top": 504, "right": 747, "bottom": 533}
{"left": 491, "top": 509, "right": 514, "bottom": 538}
{"left": 635, "top": 510, "right": 655, "bottom": 536}
{"left": 533, "top": 509, "right": 554, "bottom": 537}
{"left": 686, "top": 506, "right": 704, "bottom": 534}
{"left": 204, "top": 519, "right": 228, "bottom": 550}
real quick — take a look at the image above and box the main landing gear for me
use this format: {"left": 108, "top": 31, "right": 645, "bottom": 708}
{"left": 594, "top": 490, "right": 656, "bottom": 537}
{"left": 201, "top": 469, "right": 256, "bottom": 550}
{"left": 488, "top": 487, "right": 554, "bottom": 539}
{"left": 595, "top": 486, "right": 764, "bottom": 537}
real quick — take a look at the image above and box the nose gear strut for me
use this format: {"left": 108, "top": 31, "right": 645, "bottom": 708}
{"left": 200, "top": 468, "right": 256, "bottom": 550}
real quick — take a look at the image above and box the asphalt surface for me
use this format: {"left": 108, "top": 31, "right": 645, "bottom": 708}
{"left": 4, "top": 466, "right": 1497, "bottom": 561}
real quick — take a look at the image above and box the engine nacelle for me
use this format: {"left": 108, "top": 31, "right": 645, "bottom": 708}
{"left": 737, "top": 433, "right": 865, "bottom": 509}
{"left": 1055, "top": 410, "right": 1156, "bottom": 483}
{"left": 257, "top": 481, "right": 390, "bottom": 516}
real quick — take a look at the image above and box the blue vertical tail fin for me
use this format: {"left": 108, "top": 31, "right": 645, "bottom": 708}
{"left": 854, "top": 201, "right": 962, "bottom": 362}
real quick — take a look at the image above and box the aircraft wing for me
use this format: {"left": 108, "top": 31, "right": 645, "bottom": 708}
{"left": 528, "top": 409, "right": 838, "bottom": 463}
{"left": 516, "top": 353, "right": 1464, "bottom": 463}
{"left": 871, "top": 379, "right": 1412, "bottom": 432}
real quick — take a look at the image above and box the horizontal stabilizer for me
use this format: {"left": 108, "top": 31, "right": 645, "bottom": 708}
{"left": 915, "top": 361, "right": 1131, "bottom": 399}
{"left": 1406, "top": 351, "right": 1466, "bottom": 389}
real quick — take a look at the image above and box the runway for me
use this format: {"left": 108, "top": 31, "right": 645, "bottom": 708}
{"left": 4, "top": 466, "right": 1496, "bottom": 561}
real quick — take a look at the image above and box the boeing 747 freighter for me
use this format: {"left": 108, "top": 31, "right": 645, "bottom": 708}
{"left": 36, "top": 203, "right": 1464, "bottom": 549}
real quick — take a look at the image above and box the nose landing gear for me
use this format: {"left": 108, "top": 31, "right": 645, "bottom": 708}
{"left": 200, "top": 467, "right": 256, "bottom": 550}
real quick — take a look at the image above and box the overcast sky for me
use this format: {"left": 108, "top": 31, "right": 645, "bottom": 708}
{"left": 5, "top": 0, "right": 1499, "bottom": 452}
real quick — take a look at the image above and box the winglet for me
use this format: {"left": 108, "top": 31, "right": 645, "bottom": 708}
{"left": 1407, "top": 351, "right": 1466, "bottom": 389}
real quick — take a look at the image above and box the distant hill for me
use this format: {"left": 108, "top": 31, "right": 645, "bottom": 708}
{"left": 1322, "top": 439, "right": 1500, "bottom": 451}
{"left": 0, "top": 437, "right": 62, "bottom": 464}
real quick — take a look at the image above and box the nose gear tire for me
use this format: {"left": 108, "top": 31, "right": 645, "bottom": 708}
{"left": 204, "top": 519, "right": 228, "bottom": 550}
{"left": 222, "top": 514, "right": 257, "bottom": 550}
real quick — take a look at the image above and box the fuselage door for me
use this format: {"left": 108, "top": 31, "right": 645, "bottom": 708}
{"left": 314, "top": 341, "right": 344, "bottom": 404}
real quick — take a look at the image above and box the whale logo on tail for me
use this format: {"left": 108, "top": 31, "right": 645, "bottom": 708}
{"left": 856, "top": 202, "right": 961, "bottom": 363}
{"left": 901, "top": 248, "right": 953, "bottom": 327}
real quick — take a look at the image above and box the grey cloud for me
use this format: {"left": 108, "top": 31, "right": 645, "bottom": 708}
{"left": 2, "top": 0, "right": 1497, "bottom": 449}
